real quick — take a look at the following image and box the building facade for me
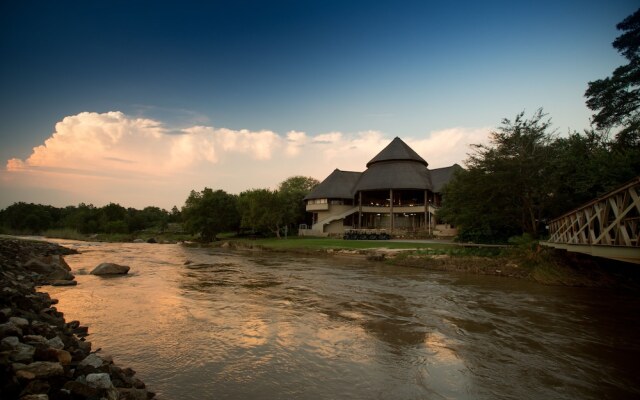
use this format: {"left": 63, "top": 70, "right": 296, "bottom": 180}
{"left": 303, "top": 137, "right": 460, "bottom": 236}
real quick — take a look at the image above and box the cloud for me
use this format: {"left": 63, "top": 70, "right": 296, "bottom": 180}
{"left": 1, "top": 111, "right": 491, "bottom": 208}
{"left": 407, "top": 127, "right": 492, "bottom": 168}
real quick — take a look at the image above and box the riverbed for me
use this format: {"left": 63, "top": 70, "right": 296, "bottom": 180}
{"left": 44, "top": 239, "right": 639, "bottom": 399}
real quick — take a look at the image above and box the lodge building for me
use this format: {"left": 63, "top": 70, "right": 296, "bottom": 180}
{"left": 302, "top": 137, "right": 461, "bottom": 236}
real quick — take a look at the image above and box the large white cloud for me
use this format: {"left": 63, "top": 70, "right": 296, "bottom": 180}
{"left": 2, "top": 111, "right": 491, "bottom": 208}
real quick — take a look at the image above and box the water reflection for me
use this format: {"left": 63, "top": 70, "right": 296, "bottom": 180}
{"left": 44, "top": 240, "right": 640, "bottom": 400}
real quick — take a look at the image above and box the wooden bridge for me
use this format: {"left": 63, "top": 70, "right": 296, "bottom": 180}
{"left": 541, "top": 176, "right": 640, "bottom": 264}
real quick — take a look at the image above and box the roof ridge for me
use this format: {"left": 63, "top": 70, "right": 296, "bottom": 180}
{"left": 366, "top": 137, "right": 428, "bottom": 167}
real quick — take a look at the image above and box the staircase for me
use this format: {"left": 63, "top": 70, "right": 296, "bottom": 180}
{"left": 312, "top": 207, "right": 358, "bottom": 232}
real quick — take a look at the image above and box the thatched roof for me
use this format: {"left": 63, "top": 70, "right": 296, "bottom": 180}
{"left": 305, "top": 138, "right": 460, "bottom": 201}
{"left": 353, "top": 161, "right": 433, "bottom": 192}
{"left": 430, "top": 164, "right": 463, "bottom": 192}
{"left": 366, "top": 137, "right": 427, "bottom": 167}
{"left": 304, "top": 169, "right": 362, "bottom": 200}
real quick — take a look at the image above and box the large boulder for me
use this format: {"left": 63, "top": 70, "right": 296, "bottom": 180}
{"left": 23, "top": 255, "right": 75, "bottom": 283}
{"left": 90, "top": 263, "right": 130, "bottom": 276}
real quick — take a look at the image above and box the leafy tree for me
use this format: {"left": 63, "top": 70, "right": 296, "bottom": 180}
{"left": 439, "top": 109, "right": 555, "bottom": 242}
{"left": 182, "top": 188, "right": 239, "bottom": 242}
{"left": 169, "top": 206, "right": 181, "bottom": 223}
{"left": 278, "top": 176, "right": 319, "bottom": 232}
{"left": 237, "top": 189, "right": 284, "bottom": 237}
{"left": 585, "top": 8, "right": 640, "bottom": 146}
{"left": 0, "top": 202, "right": 54, "bottom": 234}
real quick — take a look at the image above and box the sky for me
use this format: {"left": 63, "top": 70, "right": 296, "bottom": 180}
{"left": 0, "top": 0, "right": 637, "bottom": 210}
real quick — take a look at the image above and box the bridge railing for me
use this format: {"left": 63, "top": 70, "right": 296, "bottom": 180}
{"left": 547, "top": 176, "right": 640, "bottom": 248}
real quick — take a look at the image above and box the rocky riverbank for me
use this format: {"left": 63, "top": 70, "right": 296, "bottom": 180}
{"left": 0, "top": 237, "right": 155, "bottom": 400}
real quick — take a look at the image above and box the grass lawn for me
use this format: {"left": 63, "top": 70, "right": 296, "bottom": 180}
{"left": 235, "top": 236, "right": 456, "bottom": 251}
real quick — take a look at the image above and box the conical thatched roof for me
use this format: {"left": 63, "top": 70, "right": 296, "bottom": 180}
{"left": 366, "top": 137, "right": 428, "bottom": 167}
{"left": 304, "top": 169, "right": 362, "bottom": 200}
{"left": 354, "top": 137, "right": 432, "bottom": 192}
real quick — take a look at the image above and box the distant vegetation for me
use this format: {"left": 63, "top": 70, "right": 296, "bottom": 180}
{"left": 0, "top": 176, "right": 319, "bottom": 243}
{"left": 0, "top": 202, "right": 181, "bottom": 238}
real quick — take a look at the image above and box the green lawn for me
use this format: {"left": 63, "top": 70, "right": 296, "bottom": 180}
{"left": 235, "top": 236, "right": 455, "bottom": 251}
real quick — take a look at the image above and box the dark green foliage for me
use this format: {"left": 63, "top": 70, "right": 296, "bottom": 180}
{"left": 181, "top": 188, "right": 239, "bottom": 242}
{"left": 438, "top": 110, "right": 640, "bottom": 243}
{"left": 0, "top": 202, "right": 55, "bottom": 234}
{"left": 585, "top": 8, "right": 640, "bottom": 146}
{"left": 236, "top": 176, "right": 318, "bottom": 238}
{"left": 439, "top": 110, "right": 553, "bottom": 242}
{"left": 0, "top": 202, "right": 172, "bottom": 235}
{"left": 278, "top": 176, "right": 319, "bottom": 231}
{"left": 237, "top": 188, "right": 283, "bottom": 237}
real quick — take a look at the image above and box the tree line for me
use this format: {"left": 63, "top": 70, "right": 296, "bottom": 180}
{"left": 439, "top": 9, "right": 640, "bottom": 243}
{"left": 0, "top": 202, "right": 180, "bottom": 235}
{"left": 181, "top": 176, "right": 319, "bottom": 241}
{"left": 0, "top": 175, "right": 319, "bottom": 242}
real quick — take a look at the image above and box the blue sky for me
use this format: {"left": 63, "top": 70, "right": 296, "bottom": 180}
{"left": 0, "top": 0, "right": 637, "bottom": 209}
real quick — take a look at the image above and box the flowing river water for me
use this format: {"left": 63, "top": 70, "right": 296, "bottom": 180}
{"left": 43, "top": 239, "right": 639, "bottom": 399}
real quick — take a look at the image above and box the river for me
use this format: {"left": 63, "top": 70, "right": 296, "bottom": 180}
{"left": 44, "top": 239, "right": 639, "bottom": 399}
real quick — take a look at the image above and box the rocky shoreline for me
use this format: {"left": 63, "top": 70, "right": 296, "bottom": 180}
{"left": 0, "top": 237, "right": 155, "bottom": 400}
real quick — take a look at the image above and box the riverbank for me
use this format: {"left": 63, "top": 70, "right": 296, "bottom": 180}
{"left": 210, "top": 238, "right": 640, "bottom": 289}
{"left": 0, "top": 237, "right": 155, "bottom": 400}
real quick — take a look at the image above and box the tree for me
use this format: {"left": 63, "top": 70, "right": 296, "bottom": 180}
{"left": 0, "top": 202, "right": 54, "bottom": 234}
{"left": 585, "top": 8, "right": 640, "bottom": 146}
{"left": 182, "top": 188, "right": 239, "bottom": 242}
{"left": 237, "top": 189, "right": 284, "bottom": 237}
{"left": 278, "top": 176, "right": 319, "bottom": 232}
{"left": 438, "top": 109, "right": 555, "bottom": 242}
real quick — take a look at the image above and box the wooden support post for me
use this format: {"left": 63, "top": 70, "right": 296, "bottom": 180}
{"left": 390, "top": 189, "right": 394, "bottom": 232}
{"left": 358, "top": 192, "right": 362, "bottom": 229}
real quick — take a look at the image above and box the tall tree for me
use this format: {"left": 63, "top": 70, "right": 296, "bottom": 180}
{"left": 182, "top": 188, "right": 239, "bottom": 242}
{"left": 237, "top": 189, "right": 284, "bottom": 237}
{"left": 278, "top": 176, "right": 319, "bottom": 231}
{"left": 585, "top": 8, "right": 640, "bottom": 146}
{"left": 438, "top": 109, "right": 555, "bottom": 242}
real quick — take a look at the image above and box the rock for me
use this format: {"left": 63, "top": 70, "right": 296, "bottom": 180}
{"left": 50, "top": 280, "right": 77, "bottom": 286}
{"left": 118, "top": 387, "right": 149, "bottom": 400}
{"left": 11, "top": 343, "right": 36, "bottom": 363}
{"left": 54, "top": 349, "right": 71, "bottom": 364}
{"left": 79, "top": 353, "right": 105, "bottom": 369}
{"left": 1, "top": 336, "right": 20, "bottom": 349}
{"left": 0, "top": 307, "right": 12, "bottom": 321}
{"left": 20, "top": 379, "right": 50, "bottom": 397}
{"left": 23, "top": 255, "right": 73, "bottom": 283}
{"left": 86, "top": 372, "right": 119, "bottom": 400}
{"left": 366, "top": 252, "right": 386, "bottom": 261}
{"left": 46, "top": 336, "right": 64, "bottom": 350}
{"left": 0, "top": 321, "right": 22, "bottom": 337}
{"left": 64, "top": 380, "right": 100, "bottom": 397}
{"left": 90, "top": 263, "right": 130, "bottom": 275}
{"left": 86, "top": 372, "right": 114, "bottom": 389}
{"left": 19, "top": 394, "right": 49, "bottom": 400}
{"left": 146, "top": 238, "right": 157, "bottom": 244}
{"left": 46, "top": 269, "right": 75, "bottom": 282}
{"left": 133, "top": 239, "right": 145, "bottom": 243}
{"left": 23, "top": 335, "right": 47, "bottom": 345}
{"left": 14, "top": 361, "right": 64, "bottom": 379}
{"left": 10, "top": 316, "right": 30, "bottom": 328}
